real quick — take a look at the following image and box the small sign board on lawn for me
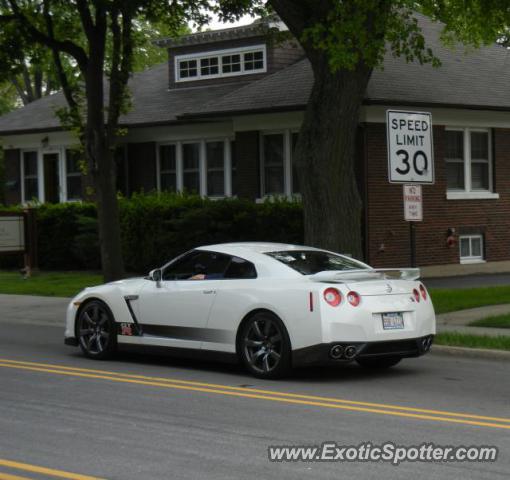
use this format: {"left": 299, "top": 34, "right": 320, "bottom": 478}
{"left": 403, "top": 185, "right": 423, "bottom": 222}
{"left": 0, "top": 214, "right": 25, "bottom": 253}
{"left": 387, "top": 110, "right": 434, "bottom": 184}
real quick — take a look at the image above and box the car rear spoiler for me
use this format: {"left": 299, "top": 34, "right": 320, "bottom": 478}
{"left": 309, "top": 268, "right": 420, "bottom": 283}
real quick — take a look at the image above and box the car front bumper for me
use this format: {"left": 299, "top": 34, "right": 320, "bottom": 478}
{"left": 292, "top": 335, "right": 434, "bottom": 366}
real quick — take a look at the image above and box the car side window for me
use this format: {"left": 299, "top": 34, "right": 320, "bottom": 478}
{"left": 223, "top": 256, "right": 257, "bottom": 279}
{"left": 162, "top": 251, "right": 231, "bottom": 281}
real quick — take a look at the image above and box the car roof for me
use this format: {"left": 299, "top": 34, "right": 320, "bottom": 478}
{"left": 196, "top": 242, "right": 324, "bottom": 278}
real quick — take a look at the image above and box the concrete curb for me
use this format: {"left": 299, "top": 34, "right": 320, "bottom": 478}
{"left": 430, "top": 344, "right": 510, "bottom": 361}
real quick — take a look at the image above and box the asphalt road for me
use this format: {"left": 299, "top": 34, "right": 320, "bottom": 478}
{"left": 0, "top": 318, "right": 509, "bottom": 479}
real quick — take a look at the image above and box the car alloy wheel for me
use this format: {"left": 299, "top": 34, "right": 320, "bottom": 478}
{"left": 240, "top": 313, "right": 291, "bottom": 378}
{"left": 77, "top": 300, "right": 116, "bottom": 359}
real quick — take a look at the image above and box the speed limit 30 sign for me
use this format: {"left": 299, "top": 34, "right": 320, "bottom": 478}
{"left": 386, "top": 110, "right": 434, "bottom": 184}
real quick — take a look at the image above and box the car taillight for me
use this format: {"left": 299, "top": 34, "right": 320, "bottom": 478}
{"left": 419, "top": 283, "right": 427, "bottom": 300}
{"left": 347, "top": 291, "right": 361, "bottom": 307}
{"left": 323, "top": 288, "right": 341, "bottom": 307}
{"left": 413, "top": 288, "right": 420, "bottom": 302}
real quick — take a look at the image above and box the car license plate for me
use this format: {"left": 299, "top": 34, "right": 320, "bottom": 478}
{"left": 382, "top": 312, "right": 404, "bottom": 330}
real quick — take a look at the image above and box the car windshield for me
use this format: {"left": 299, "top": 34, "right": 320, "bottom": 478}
{"left": 266, "top": 250, "right": 367, "bottom": 275}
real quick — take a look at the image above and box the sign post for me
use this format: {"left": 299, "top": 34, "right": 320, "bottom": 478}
{"left": 403, "top": 185, "right": 423, "bottom": 267}
{"left": 387, "top": 110, "right": 433, "bottom": 267}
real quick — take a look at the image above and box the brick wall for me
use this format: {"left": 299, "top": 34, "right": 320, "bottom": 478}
{"left": 365, "top": 123, "right": 510, "bottom": 268}
{"left": 3, "top": 149, "right": 20, "bottom": 205}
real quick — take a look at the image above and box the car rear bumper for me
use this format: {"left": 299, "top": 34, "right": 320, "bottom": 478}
{"left": 292, "top": 335, "right": 434, "bottom": 366}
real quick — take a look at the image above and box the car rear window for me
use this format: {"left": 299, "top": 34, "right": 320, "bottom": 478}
{"left": 266, "top": 250, "right": 366, "bottom": 275}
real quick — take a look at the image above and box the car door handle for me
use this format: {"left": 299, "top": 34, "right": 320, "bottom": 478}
{"left": 202, "top": 290, "right": 216, "bottom": 294}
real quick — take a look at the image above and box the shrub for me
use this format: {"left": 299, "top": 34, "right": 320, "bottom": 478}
{"left": 1, "top": 193, "right": 304, "bottom": 273}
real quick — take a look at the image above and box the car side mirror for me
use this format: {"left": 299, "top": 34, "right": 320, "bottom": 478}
{"left": 149, "top": 268, "right": 162, "bottom": 288}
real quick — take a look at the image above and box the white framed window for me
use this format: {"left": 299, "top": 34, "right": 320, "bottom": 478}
{"left": 206, "top": 141, "right": 225, "bottom": 196}
{"left": 157, "top": 138, "right": 232, "bottom": 197}
{"left": 200, "top": 56, "right": 219, "bottom": 76}
{"left": 178, "top": 59, "right": 197, "bottom": 79}
{"left": 459, "top": 234, "right": 484, "bottom": 263}
{"left": 182, "top": 142, "right": 201, "bottom": 193}
{"left": 175, "top": 45, "right": 267, "bottom": 83}
{"left": 445, "top": 128, "right": 498, "bottom": 200}
{"left": 21, "top": 150, "right": 40, "bottom": 203}
{"left": 64, "top": 149, "right": 82, "bottom": 201}
{"left": 260, "top": 130, "right": 301, "bottom": 198}
{"left": 159, "top": 144, "right": 177, "bottom": 192}
{"left": 20, "top": 147, "right": 85, "bottom": 204}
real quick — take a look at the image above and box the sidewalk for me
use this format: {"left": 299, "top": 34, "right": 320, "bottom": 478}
{"left": 436, "top": 303, "right": 510, "bottom": 337}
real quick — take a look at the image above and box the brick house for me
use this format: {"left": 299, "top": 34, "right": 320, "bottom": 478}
{"left": 1, "top": 14, "right": 510, "bottom": 275}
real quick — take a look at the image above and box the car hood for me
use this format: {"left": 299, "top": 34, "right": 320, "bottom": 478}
{"left": 74, "top": 276, "right": 147, "bottom": 301}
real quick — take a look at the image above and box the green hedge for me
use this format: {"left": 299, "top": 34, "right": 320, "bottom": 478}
{"left": 1, "top": 193, "right": 303, "bottom": 273}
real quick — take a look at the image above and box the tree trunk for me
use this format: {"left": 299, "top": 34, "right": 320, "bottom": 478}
{"left": 84, "top": 33, "right": 125, "bottom": 282}
{"left": 294, "top": 59, "right": 372, "bottom": 259}
{"left": 93, "top": 144, "right": 125, "bottom": 282}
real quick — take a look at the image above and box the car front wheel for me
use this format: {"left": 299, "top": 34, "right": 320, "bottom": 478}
{"left": 239, "top": 312, "right": 291, "bottom": 379}
{"left": 77, "top": 300, "right": 117, "bottom": 360}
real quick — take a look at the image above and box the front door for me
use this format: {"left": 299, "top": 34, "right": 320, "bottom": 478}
{"left": 43, "top": 152, "right": 61, "bottom": 203}
{"left": 138, "top": 250, "right": 231, "bottom": 349}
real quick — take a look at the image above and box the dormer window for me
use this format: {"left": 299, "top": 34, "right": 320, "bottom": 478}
{"left": 175, "top": 45, "right": 266, "bottom": 82}
{"left": 179, "top": 59, "right": 197, "bottom": 79}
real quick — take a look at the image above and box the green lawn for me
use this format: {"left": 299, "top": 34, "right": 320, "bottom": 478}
{"left": 0, "top": 271, "right": 103, "bottom": 297}
{"left": 429, "top": 286, "right": 510, "bottom": 315}
{"left": 470, "top": 314, "right": 510, "bottom": 329}
{"left": 435, "top": 332, "right": 510, "bottom": 351}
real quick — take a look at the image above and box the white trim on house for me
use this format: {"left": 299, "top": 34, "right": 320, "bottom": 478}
{"left": 446, "top": 191, "right": 499, "bottom": 200}
{"left": 174, "top": 45, "right": 267, "bottom": 83}
{"left": 362, "top": 105, "right": 510, "bottom": 129}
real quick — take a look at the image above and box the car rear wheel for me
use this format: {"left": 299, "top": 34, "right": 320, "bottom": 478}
{"left": 356, "top": 356, "right": 402, "bottom": 369}
{"left": 239, "top": 312, "right": 291, "bottom": 379}
{"left": 77, "top": 300, "right": 117, "bottom": 360}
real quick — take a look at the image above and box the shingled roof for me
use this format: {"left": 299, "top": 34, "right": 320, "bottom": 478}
{"left": 1, "top": 14, "right": 509, "bottom": 136}
{"left": 183, "top": 17, "right": 510, "bottom": 118}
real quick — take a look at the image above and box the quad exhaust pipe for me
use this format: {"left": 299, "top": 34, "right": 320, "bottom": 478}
{"left": 329, "top": 344, "right": 357, "bottom": 360}
{"left": 421, "top": 336, "right": 433, "bottom": 352}
{"left": 344, "top": 346, "right": 357, "bottom": 359}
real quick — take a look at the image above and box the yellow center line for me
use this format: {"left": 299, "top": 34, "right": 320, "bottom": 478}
{"left": 0, "top": 472, "right": 33, "bottom": 480}
{"left": 1, "top": 357, "right": 509, "bottom": 424}
{"left": 0, "top": 459, "right": 103, "bottom": 480}
{"left": 1, "top": 361, "right": 509, "bottom": 430}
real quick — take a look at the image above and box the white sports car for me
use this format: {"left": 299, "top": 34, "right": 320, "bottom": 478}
{"left": 65, "top": 243, "right": 436, "bottom": 378}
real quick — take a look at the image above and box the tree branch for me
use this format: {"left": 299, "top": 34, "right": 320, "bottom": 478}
{"left": 10, "top": 75, "right": 30, "bottom": 105}
{"left": 21, "top": 62, "right": 35, "bottom": 102}
{"left": 107, "top": 6, "right": 133, "bottom": 141}
{"left": 76, "top": 0, "right": 95, "bottom": 38}
{"left": 7, "top": 0, "right": 89, "bottom": 73}
{"left": 42, "top": 0, "right": 80, "bottom": 115}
